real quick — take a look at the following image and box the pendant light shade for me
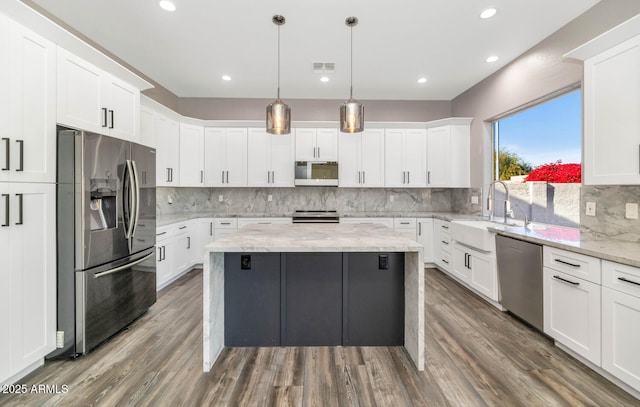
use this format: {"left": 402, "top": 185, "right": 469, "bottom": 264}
{"left": 266, "top": 15, "right": 291, "bottom": 135}
{"left": 340, "top": 16, "right": 364, "bottom": 133}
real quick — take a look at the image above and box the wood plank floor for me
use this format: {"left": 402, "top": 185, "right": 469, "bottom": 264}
{"left": 2, "top": 268, "right": 638, "bottom": 406}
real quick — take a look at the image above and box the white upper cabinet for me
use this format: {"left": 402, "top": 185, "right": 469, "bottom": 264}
{"left": 140, "top": 105, "right": 155, "bottom": 148}
{"left": 566, "top": 18, "right": 640, "bottom": 185}
{"left": 384, "top": 129, "right": 426, "bottom": 187}
{"left": 247, "top": 128, "right": 294, "bottom": 187}
{"left": 339, "top": 129, "right": 384, "bottom": 187}
{"left": 204, "top": 128, "right": 247, "bottom": 187}
{"left": 426, "top": 123, "right": 471, "bottom": 187}
{"left": 57, "top": 47, "right": 140, "bottom": 142}
{"left": 0, "top": 18, "right": 56, "bottom": 184}
{"left": 155, "top": 112, "right": 180, "bottom": 186}
{"left": 179, "top": 123, "right": 204, "bottom": 187}
{"left": 295, "top": 128, "right": 338, "bottom": 161}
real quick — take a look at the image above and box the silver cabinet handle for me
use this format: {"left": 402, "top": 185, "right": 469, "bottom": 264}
{"left": 179, "top": 225, "right": 187, "bottom": 229}
{"left": 221, "top": 222, "right": 231, "bottom": 225}
{"left": 1, "top": 194, "right": 8, "bottom": 227}
{"left": 418, "top": 222, "right": 422, "bottom": 236}
{"left": 442, "top": 259, "right": 449, "bottom": 264}
{"left": 363, "top": 171, "right": 365, "bottom": 184}
{"left": 313, "top": 147, "right": 317, "bottom": 158}
{"left": 226, "top": 171, "right": 229, "bottom": 184}
{"left": 407, "top": 171, "right": 410, "bottom": 184}
{"left": 267, "top": 171, "right": 271, "bottom": 184}
{"left": 15, "top": 193, "right": 23, "bottom": 225}
{"left": 221, "top": 171, "right": 225, "bottom": 183}
{"left": 317, "top": 147, "right": 320, "bottom": 158}
{"left": 200, "top": 170, "right": 204, "bottom": 183}
{"left": 101, "top": 108, "right": 108, "bottom": 127}
{"left": 442, "top": 240, "right": 449, "bottom": 245}
{"left": 210, "top": 222, "right": 214, "bottom": 236}
{"left": 109, "top": 110, "right": 115, "bottom": 129}
{"left": 161, "top": 246, "right": 166, "bottom": 261}
{"left": 2, "top": 138, "right": 9, "bottom": 171}
{"left": 156, "top": 231, "right": 167, "bottom": 236}
{"left": 187, "top": 236, "right": 191, "bottom": 249}
{"left": 15, "top": 140, "right": 23, "bottom": 172}
{"left": 554, "top": 258, "right": 580, "bottom": 268}
{"left": 427, "top": 171, "right": 431, "bottom": 184}
{"left": 358, "top": 171, "right": 361, "bottom": 184}
{"left": 400, "top": 222, "right": 410, "bottom": 225}
{"left": 442, "top": 225, "right": 449, "bottom": 229}
{"left": 553, "top": 275, "right": 579, "bottom": 286}
{"left": 271, "top": 170, "right": 275, "bottom": 184}
{"left": 157, "top": 246, "right": 162, "bottom": 262}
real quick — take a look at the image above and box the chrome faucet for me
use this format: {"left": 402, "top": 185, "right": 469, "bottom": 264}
{"left": 510, "top": 203, "right": 531, "bottom": 228}
{"left": 487, "top": 180, "right": 510, "bottom": 224}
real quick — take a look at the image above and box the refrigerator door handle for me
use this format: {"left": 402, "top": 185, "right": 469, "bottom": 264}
{"left": 130, "top": 159, "right": 141, "bottom": 238}
{"left": 123, "top": 159, "right": 136, "bottom": 239}
{"left": 93, "top": 252, "right": 154, "bottom": 279}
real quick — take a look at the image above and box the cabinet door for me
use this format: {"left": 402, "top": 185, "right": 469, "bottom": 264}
{"left": 384, "top": 129, "right": 405, "bottom": 187}
{"left": 57, "top": 47, "right": 103, "bottom": 134}
{"left": 179, "top": 123, "right": 204, "bottom": 187}
{"left": 584, "top": 36, "right": 640, "bottom": 185}
{"left": 469, "top": 251, "right": 497, "bottom": 301}
{"left": 247, "top": 128, "right": 271, "bottom": 187}
{"left": 294, "top": 128, "right": 316, "bottom": 161}
{"left": 269, "top": 132, "right": 295, "bottom": 187}
{"left": 316, "top": 128, "right": 338, "bottom": 161}
{"left": 102, "top": 75, "right": 139, "bottom": 142}
{"left": 417, "top": 218, "right": 434, "bottom": 263}
{"left": 197, "top": 218, "right": 216, "bottom": 261}
{"left": 451, "top": 243, "right": 471, "bottom": 283}
{"left": 8, "top": 183, "right": 56, "bottom": 373}
{"left": 156, "top": 238, "right": 178, "bottom": 290}
{"left": 427, "top": 126, "right": 451, "bottom": 187}
{"left": 602, "top": 287, "right": 640, "bottom": 390}
{"left": 404, "top": 129, "right": 426, "bottom": 187}
{"left": 224, "top": 128, "right": 247, "bottom": 187}
{"left": 155, "top": 114, "right": 180, "bottom": 186}
{"left": 174, "top": 234, "right": 191, "bottom": 275}
{"left": 338, "top": 133, "right": 361, "bottom": 187}
{"left": 360, "top": 129, "right": 385, "bottom": 187}
{"left": 449, "top": 124, "right": 470, "bottom": 187}
{"left": 8, "top": 22, "right": 56, "bottom": 183}
{"left": 544, "top": 268, "right": 601, "bottom": 365}
{"left": 140, "top": 106, "right": 155, "bottom": 148}
{"left": 204, "top": 128, "right": 226, "bottom": 186}
{"left": 0, "top": 182, "right": 9, "bottom": 381}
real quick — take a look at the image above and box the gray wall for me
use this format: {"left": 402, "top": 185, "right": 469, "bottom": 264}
{"left": 177, "top": 98, "right": 452, "bottom": 122}
{"left": 451, "top": 0, "right": 640, "bottom": 188}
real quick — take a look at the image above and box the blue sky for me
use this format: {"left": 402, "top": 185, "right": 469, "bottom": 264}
{"left": 497, "top": 90, "right": 582, "bottom": 168}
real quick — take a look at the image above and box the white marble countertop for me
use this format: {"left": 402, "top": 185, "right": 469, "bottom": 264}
{"left": 205, "top": 223, "right": 423, "bottom": 253}
{"left": 488, "top": 224, "right": 640, "bottom": 268}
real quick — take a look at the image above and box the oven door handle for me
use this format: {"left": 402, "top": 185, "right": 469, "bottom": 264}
{"left": 93, "top": 252, "right": 154, "bottom": 279}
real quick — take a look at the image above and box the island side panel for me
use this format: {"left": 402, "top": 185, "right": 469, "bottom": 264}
{"left": 203, "top": 251, "right": 225, "bottom": 371}
{"left": 404, "top": 250, "right": 425, "bottom": 371}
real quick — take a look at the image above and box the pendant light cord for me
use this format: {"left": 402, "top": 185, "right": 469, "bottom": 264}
{"left": 349, "top": 23, "right": 353, "bottom": 99}
{"left": 277, "top": 23, "right": 281, "bottom": 100}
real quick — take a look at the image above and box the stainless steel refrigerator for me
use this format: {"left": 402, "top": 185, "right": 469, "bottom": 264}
{"left": 50, "top": 126, "right": 157, "bottom": 358}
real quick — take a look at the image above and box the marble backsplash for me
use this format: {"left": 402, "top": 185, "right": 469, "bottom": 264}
{"left": 581, "top": 185, "right": 640, "bottom": 243}
{"left": 157, "top": 187, "right": 483, "bottom": 216}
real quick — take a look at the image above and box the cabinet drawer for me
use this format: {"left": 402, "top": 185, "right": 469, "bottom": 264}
{"left": 237, "top": 218, "right": 292, "bottom": 228}
{"left": 543, "top": 246, "right": 601, "bottom": 284}
{"left": 441, "top": 230, "right": 451, "bottom": 253}
{"left": 440, "top": 251, "right": 451, "bottom": 270}
{"left": 603, "top": 260, "right": 640, "bottom": 298}
{"left": 393, "top": 218, "right": 416, "bottom": 229}
{"left": 215, "top": 218, "right": 238, "bottom": 229}
{"left": 341, "top": 217, "right": 394, "bottom": 228}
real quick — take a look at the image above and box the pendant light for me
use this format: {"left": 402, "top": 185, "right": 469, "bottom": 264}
{"left": 266, "top": 15, "right": 291, "bottom": 135}
{"left": 340, "top": 16, "right": 364, "bottom": 133}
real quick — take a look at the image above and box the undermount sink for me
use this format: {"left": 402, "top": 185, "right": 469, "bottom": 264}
{"left": 450, "top": 220, "right": 500, "bottom": 252}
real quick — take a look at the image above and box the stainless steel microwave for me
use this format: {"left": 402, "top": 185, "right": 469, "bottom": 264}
{"left": 294, "top": 161, "right": 339, "bottom": 186}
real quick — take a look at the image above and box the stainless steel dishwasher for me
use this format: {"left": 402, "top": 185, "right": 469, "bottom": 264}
{"left": 496, "top": 235, "right": 544, "bottom": 331}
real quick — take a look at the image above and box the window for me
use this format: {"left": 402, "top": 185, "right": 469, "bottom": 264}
{"left": 492, "top": 88, "right": 582, "bottom": 227}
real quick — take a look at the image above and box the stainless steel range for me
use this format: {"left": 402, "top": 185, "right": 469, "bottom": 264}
{"left": 292, "top": 210, "right": 339, "bottom": 223}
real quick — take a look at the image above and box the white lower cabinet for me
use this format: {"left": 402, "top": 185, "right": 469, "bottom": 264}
{"left": 196, "top": 218, "right": 216, "bottom": 262}
{"left": 433, "top": 219, "right": 451, "bottom": 272}
{"left": 0, "top": 183, "right": 56, "bottom": 385}
{"left": 452, "top": 243, "right": 497, "bottom": 301}
{"left": 602, "top": 260, "right": 640, "bottom": 391}
{"left": 156, "top": 221, "right": 197, "bottom": 290}
{"left": 543, "top": 267, "right": 601, "bottom": 365}
{"left": 417, "top": 218, "right": 434, "bottom": 264}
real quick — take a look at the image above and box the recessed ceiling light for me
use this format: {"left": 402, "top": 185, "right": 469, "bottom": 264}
{"left": 221, "top": 75, "right": 231, "bottom": 81}
{"left": 480, "top": 8, "right": 497, "bottom": 19}
{"left": 159, "top": 1, "right": 176, "bottom": 12}
{"left": 417, "top": 77, "right": 427, "bottom": 84}
{"left": 486, "top": 55, "right": 499, "bottom": 63}
{"left": 320, "top": 76, "right": 330, "bottom": 83}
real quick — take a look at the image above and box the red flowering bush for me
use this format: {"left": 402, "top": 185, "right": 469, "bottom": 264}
{"left": 525, "top": 163, "right": 581, "bottom": 183}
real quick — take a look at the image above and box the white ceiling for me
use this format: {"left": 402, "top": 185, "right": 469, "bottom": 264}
{"left": 28, "top": 0, "right": 599, "bottom": 100}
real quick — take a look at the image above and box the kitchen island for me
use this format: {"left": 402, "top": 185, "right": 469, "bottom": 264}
{"left": 203, "top": 223, "right": 425, "bottom": 371}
